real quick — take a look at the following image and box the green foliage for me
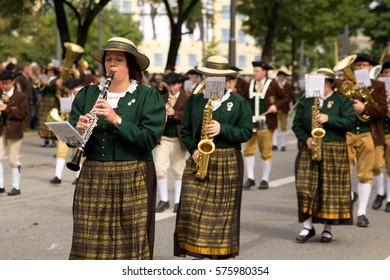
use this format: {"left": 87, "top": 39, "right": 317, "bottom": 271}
{"left": 0, "top": 1, "right": 142, "bottom": 71}
{"left": 237, "top": 0, "right": 371, "bottom": 73}
{"left": 362, "top": 0, "right": 390, "bottom": 61}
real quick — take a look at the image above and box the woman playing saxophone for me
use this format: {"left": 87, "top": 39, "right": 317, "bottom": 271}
{"left": 292, "top": 68, "right": 355, "bottom": 244}
{"left": 174, "top": 56, "right": 252, "bottom": 260}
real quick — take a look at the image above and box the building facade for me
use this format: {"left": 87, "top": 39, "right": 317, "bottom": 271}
{"left": 108, "top": 0, "right": 261, "bottom": 74}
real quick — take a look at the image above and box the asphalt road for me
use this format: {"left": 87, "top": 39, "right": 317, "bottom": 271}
{"left": 0, "top": 130, "right": 389, "bottom": 260}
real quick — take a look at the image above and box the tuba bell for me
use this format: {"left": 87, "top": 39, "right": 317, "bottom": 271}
{"left": 61, "top": 42, "right": 85, "bottom": 82}
{"left": 333, "top": 54, "right": 375, "bottom": 122}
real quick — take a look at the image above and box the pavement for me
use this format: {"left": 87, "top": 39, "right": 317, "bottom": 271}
{"left": 1, "top": 131, "right": 390, "bottom": 261}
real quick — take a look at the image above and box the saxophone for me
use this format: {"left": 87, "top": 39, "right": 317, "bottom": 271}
{"left": 196, "top": 96, "right": 216, "bottom": 180}
{"left": 311, "top": 98, "right": 326, "bottom": 161}
{"left": 66, "top": 72, "right": 114, "bottom": 171}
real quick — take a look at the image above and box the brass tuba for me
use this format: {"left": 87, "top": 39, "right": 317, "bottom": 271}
{"left": 61, "top": 42, "right": 85, "bottom": 82}
{"left": 333, "top": 54, "right": 375, "bottom": 122}
{"left": 311, "top": 98, "right": 326, "bottom": 161}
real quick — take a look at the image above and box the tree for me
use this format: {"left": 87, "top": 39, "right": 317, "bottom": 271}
{"left": 0, "top": 2, "right": 142, "bottom": 70}
{"left": 161, "top": 0, "right": 201, "bottom": 70}
{"left": 237, "top": 0, "right": 366, "bottom": 75}
{"left": 362, "top": 0, "right": 390, "bottom": 62}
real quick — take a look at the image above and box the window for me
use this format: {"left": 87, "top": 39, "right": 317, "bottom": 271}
{"left": 238, "top": 30, "right": 246, "bottom": 43}
{"left": 155, "top": 54, "right": 163, "bottom": 66}
{"left": 111, "top": 0, "right": 120, "bottom": 11}
{"left": 238, "top": 55, "right": 246, "bottom": 68}
{"left": 254, "top": 55, "right": 261, "bottom": 61}
{"left": 176, "top": 55, "right": 180, "bottom": 67}
{"left": 222, "top": 5, "right": 230, "bottom": 19}
{"left": 123, "top": 0, "right": 132, "bottom": 14}
{"left": 221, "top": 29, "right": 230, "bottom": 43}
{"left": 188, "top": 54, "right": 197, "bottom": 67}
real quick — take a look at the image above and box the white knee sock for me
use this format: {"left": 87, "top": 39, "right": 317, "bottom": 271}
{"left": 174, "top": 179, "right": 182, "bottom": 204}
{"left": 75, "top": 163, "right": 82, "bottom": 179}
{"left": 272, "top": 130, "right": 278, "bottom": 146}
{"left": 322, "top": 224, "right": 332, "bottom": 237}
{"left": 357, "top": 182, "right": 372, "bottom": 216}
{"left": 280, "top": 131, "right": 287, "bottom": 147}
{"left": 244, "top": 156, "right": 255, "bottom": 180}
{"left": 157, "top": 177, "right": 168, "bottom": 202}
{"left": 261, "top": 159, "right": 271, "bottom": 182}
{"left": 55, "top": 158, "right": 66, "bottom": 179}
{"left": 374, "top": 173, "right": 385, "bottom": 196}
{"left": 0, "top": 162, "right": 3, "bottom": 189}
{"left": 11, "top": 167, "right": 21, "bottom": 190}
{"left": 299, "top": 216, "right": 313, "bottom": 235}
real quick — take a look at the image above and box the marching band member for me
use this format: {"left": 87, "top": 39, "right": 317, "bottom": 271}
{"left": 155, "top": 72, "right": 189, "bottom": 213}
{"left": 242, "top": 61, "right": 290, "bottom": 190}
{"left": 340, "top": 53, "right": 387, "bottom": 227}
{"left": 174, "top": 56, "right": 252, "bottom": 259}
{"left": 0, "top": 70, "right": 29, "bottom": 196}
{"left": 272, "top": 70, "right": 296, "bottom": 151}
{"left": 372, "top": 61, "right": 390, "bottom": 212}
{"left": 68, "top": 37, "right": 165, "bottom": 259}
{"left": 292, "top": 68, "right": 355, "bottom": 243}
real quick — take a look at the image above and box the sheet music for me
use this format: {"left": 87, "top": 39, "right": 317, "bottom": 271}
{"left": 45, "top": 121, "right": 84, "bottom": 146}
{"left": 354, "top": 68, "right": 372, "bottom": 88}
{"left": 305, "top": 74, "right": 324, "bottom": 98}
{"left": 378, "top": 77, "right": 390, "bottom": 93}
{"left": 60, "top": 97, "right": 72, "bottom": 113}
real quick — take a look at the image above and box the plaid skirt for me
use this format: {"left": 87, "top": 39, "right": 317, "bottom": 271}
{"left": 37, "top": 96, "right": 56, "bottom": 138}
{"left": 174, "top": 148, "right": 244, "bottom": 259}
{"left": 69, "top": 159, "right": 157, "bottom": 260}
{"left": 295, "top": 141, "right": 353, "bottom": 225}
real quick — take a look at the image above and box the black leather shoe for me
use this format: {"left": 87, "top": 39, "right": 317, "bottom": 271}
{"left": 0, "top": 188, "right": 5, "bottom": 193}
{"left": 243, "top": 179, "right": 255, "bottom": 190}
{"left": 258, "top": 180, "right": 269, "bottom": 189}
{"left": 385, "top": 202, "right": 390, "bottom": 213}
{"left": 281, "top": 146, "right": 286, "bottom": 152}
{"left": 357, "top": 215, "right": 369, "bottom": 227}
{"left": 295, "top": 227, "right": 315, "bottom": 243}
{"left": 50, "top": 176, "right": 61, "bottom": 184}
{"left": 272, "top": 145, "right": 278, "bottom": 151}
{"left": 372, "top": 194, "right": 386, "bottom": 210}
{"left": 320, "top": 230, "right": 333, "bottom": 243}
{"left": 7, "top": 188, "right": 21, "bottom": 196}
{"left": 155, "top": 201, "right": 170, "bottom": 212}
{"left": 173, "top": 203, "right": 179, "bottom": 213}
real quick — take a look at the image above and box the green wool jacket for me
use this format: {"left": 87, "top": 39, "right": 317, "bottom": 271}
{"left": 69, "top": 82, "right": 165, "bottom": 161}
{"left": 292, "top": 92, "right": 356, "bottom": 143}
{"left": 181, "top": 92, "right": 253, "bottom": 155}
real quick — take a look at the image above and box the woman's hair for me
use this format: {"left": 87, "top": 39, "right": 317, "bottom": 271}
{"left": 102, "top": 51, "right": 143, "bottom": 83}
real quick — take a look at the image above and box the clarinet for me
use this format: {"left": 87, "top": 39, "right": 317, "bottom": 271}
{"left": 66, "top": 72, "right": 114, "bottom": 171}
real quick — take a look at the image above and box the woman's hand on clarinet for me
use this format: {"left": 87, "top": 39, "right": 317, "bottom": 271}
{"left": 93, "top": 99, "right": 119, "bottom": 125}
{"left": 76, "top": 114, "right": 94, "bottom": 134}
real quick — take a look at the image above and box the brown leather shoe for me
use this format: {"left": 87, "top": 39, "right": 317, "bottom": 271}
{"left": 7, "top": 188, "right": 21, "bottom": 196}
{"left": 155, "top": 201, "right": 170, "bottom": 212}
{"left": 258, "top": 180, "right": 269, "bottom": 189}
{"left": 357, "top": 215, "right": 369, "bottom": 227}
{"left": 243, "top": 179, "right": 255, "bottom": 190}
{"left": 372, "top": 194, "right": 386, "bottom": 210}
{"left": 385, "top": 202, "right": 390, "bottom": 213}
